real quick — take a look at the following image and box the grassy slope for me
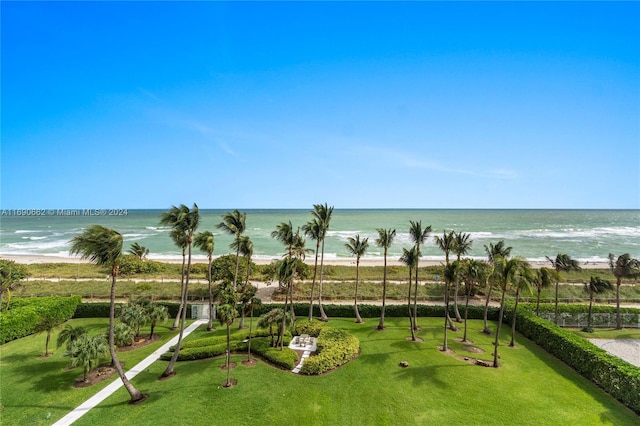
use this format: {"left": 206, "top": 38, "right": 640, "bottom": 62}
{"left": 65, "top": 318, "right": 639, "bottom": 425}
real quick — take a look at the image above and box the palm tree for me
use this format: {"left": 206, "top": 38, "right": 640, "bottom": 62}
{"left": 245, "top": 290, "right": 261, "bottom": 363}
{"left": 491, "top": 256, "right": 528, "bottom": 367}
{"left": 65, "top": 335, "right": 109, "bottom": 382}
{"left": 452, "top": 232, "right": 473, "bottom": 322}
{"left": 69, "top": 224, "right": 146, "bottom": 402}
{"left": 302, "top": 218, "right": 322, "bottom": 321}
{"left": 0, "top": 259, "right": 30, "bottom": 310}
{"left": 217, "top": 210, "right": 247, "bottom": 290}
{"left": 509, "top": 260, "right": 534, "bottom": 347}
{"left": 35, "top": 313, "right": 61, "bottom": 356}
{"left": 533, "top": 267, "right": 558, "bottom": 316}
{"left": 272, "top": 257, "right": 298, "bottom": 348}
{"left": 434, "top": 230, "right": 458, "bottom": 331}
{"left": 57, "top": 324, "right": 88, "bottom": 351}
{"left": 160, "top": 203, "right": 200, "bottom": 378}
{"left": 409, "top": 220, "right": 432, "bottom": 330}
{"left": 608, "top": 253, "right": 640, "bottom": 329}
{"left": 128, "top": 242, "right": 149, "bottom": 260}
{"left": 459, "top": 259, "right": 488, "bottom": 342}
{"left": 194, "top": 230, "right": 215, "bottom": 330}
{"left": 167, "top": 227, "right": 188, "bottom": 329}
{"left": 375, "top": 228, "right": 396, "bottom": 330}
{"left": 584, "top": 276, "right": 614, "bottom": 331}
{"left": 258, "top": 308, "right": 292, "bottom": 348}
{"left": 118, "top": 303, "right": 147, "bottom": 339}
{"left": 272, "top": 223, "right": 306, "bottom": 322}
{"left": 400, "top": 247, "right": 419, "bottom": 341}
{"left": 216, "top": 280, "right": 238, "bottom": 388}
{"left": 271, "top": 221, "right": 295, "bottom": 257}
{"left": 441, "top": 261, "right": 459, "bottom": 351}
{"left": 482, "top": 240, "right": 511, "bottom": 334}
{"left": 146, "top": 303, "right": 169, "bottom": 339}
{"left": 546, "top": 253, "right": 581, "bottom": 324}
{"left": 344, "top": 234, "right": 369, "bottom": 323}
{"left": 233, "top": 236, "right": 254, "bottom": 329}
{"left": 311, "top": 203, "right": 334, "bottom": 321}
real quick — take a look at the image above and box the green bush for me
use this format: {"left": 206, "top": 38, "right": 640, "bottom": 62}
{"left": 513, "top": 307, "right": 640, "bottom": 414}
{"left": 300, "top": 326, "right": 359, "bottom": 375}
{"left": 250, "top": 337, "right": 297, "bottom": 369}
{"left": 118, "top": 255, "right": 165, "bottom": 276}
{"left": 74, "top": 302, "right": 184, "bottom": 318}
{"left": 0, "top": 296, "right": 81, "bottom": 344}
{"left": 294, "top": 320, "right": 326, "bottom": 337}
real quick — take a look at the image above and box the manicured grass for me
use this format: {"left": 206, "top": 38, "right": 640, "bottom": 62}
{"left": 569, "top": 327, "right": 640, "bottom": 340}
{"left": 61, "top": 318, "right": 639, "bottom": 425}
{"left": 0, "top": 318, "right": 185, "bottom": 425}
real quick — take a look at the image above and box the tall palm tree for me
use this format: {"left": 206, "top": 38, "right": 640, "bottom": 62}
{"left": 344, "top": 234, "right": 369, "bottom": 323}
{"left": 302, "top": 218, "right": 322, "bottom": 321}
{"left": 194, "top": 230, "right": 215, "bottom": 330}
{"left": 216, "top": 280, "right": 238, "bottom": 387}
{"left": 608, "top": 253, "right": 640, "bottom": 329}
{"left": 69, "top": 225, "right": 146, "bottom": 403}
{"left": 491, "top": 256, "right": 528, "bottom": 367}
{"left": 459, "top": 259, "right": 488, "bottom": 342}
{"left": 167, "top": 227, "right": 188, "bottom": 329}
{"left": 233, "top": 236, "right": 254, "bottom": 329}
{"left": 482, "top": 240, "right": 511, "bottom": 334}
{"left": 400, "top": 247, "right": 419, "bottom": 341}
{"left": 273, "top": 257, "right": 297, "bottom": 349}
{"left": 375, "top": 228, "right": 396, "bottom": 330}
{"left": 409, "top": 221, "right": 432, "bottom": 331}
{"left": 584, "top": 276, "right": 614, "bottom": 330}
{"left": 546, "top": 253, "right": 581, "bottom": 324}
{"left": 216, "top": 210, "right": 247, "bottom": 290}
{"left": 435, "top": 230, "right": 458, "bottom": 331}
{"left": 509, "top": 260, "right": 534, "bottom": 347}
{"left": 452, "top": 232, "right": 473, "bottom": 322}
{"left": 441, "top": 261, "right": 459, "bottom": 351}
{"left": 311, "top": 203, "right": 334, "bottom": 322}
{"left": 271, "top": 221, "right": 295, "bottom": 257}
{"left": 244, "top": 289, "right": 260, "bottom": 363}
{"left": 160, "top": 203, "right": 200, "bottom": 378}
{"left": 533, "top": 267, "right": 558, "bottom": 316}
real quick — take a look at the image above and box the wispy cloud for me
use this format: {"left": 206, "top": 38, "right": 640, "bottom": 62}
{"left": 218, "top": 142, "right": 236, "bottom": 156}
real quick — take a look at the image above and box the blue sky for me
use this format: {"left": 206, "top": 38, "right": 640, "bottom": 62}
{"left": 2, "top": 1, "right": 639, "bottom": 209}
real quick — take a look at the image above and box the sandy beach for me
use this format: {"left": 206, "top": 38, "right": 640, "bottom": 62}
{"left": 0, "top": 253, "right": 611, "bottom": 269}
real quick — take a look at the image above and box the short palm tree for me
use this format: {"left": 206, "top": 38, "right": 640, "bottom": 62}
{"left": 375, "top": 228, "right": 396, "bottom": 330}
{"left": 509, "top": 260, "right": 534, "bottom": 347}
{"left": 216, "top": 210, "right": 247, "bottom": 290}
{"left": 584, "top": 276, "right": 614, "bottom": 331}
{"left": 441, "top": 261, "right": 459, "bottom": 351}
{"left": 0, "top": 260, "right": 30, "bottom": 309}
{"left": 409, "top": 220, "right": 432, "bottom": 330}
{"left": 69, "top": 224, "right": 145, "bottom": 403}
{"left": 216, "top": 280, "right": 238, "bottom": 388}
{"left": 194, "top": 230, "right": 215, "bottom": 330}
{"left": 160, "top": 203, "right": 200, "bottom": 378}
{"left": 302, "top": 218, "right": 322, "bottom": 321}
{"left": 35, "top": 313, "right": 61, "bottom": 356}
{"left": 128, "top": 242, "right": 149, "bottom": 260}
{"left": 400, "top": 247, "right": 419, "bottom": 341}
{"left": 546, "top": 253, "right": 581, "bottom": 324}
{"left": 481, "top": 240, "right": 511, "bottom": 334}
{"left": 344, "top": 234, "right": 369, "bottom": 323}
{"left": 452, "top": 232, "right": 473, "bottom": 322}
{"left": 146, "top": 303, "right": 169, "bottom": 339}
{"left": 533, "top": 267, "right": 559, "bottom": 316}
{"left": 65, "top": 334, "right": 109, "bottom": 383}
{"left": 57, "top": 324, "right": 88, "bottom": 351}
{"left": 311, "top": 203, "right": 334, "bottom": 321}
{"left": 435, "top": 231, "right": 458, "bottom": 331}
{"left": 608, "top": 253, "right": 640, "bottom": 329}
{"left": 244, "top": 289, "right": 260, "bottom": 363}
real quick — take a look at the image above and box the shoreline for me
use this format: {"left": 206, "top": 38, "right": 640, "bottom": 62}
{"left": 0, "top": 253, "right": 610, "bottom": 269}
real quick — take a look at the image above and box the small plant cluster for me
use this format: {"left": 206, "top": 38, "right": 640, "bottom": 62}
{"left": 513, "top": 307, "right": 640, "bottom": 414}
{"left": 0, "top": 296, "right": 81, "bottom": 344}
{"left": 300, "top": 326, "right": 360, "bottom": 375}
{"left": 73, "top": 301, "right": 183, "bottom": 319}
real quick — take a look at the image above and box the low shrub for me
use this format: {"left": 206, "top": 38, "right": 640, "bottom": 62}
{"left": 74, "top": 302, "right": 184, "bottom": 318}
{"left": 250, "top": 337, "right": 297, "bottom": 369}
{"left": 294, "top": 320, "right": 325, "bottom": 337}
{"left": 300, "top": 326, "right": 359, "bottom": 375}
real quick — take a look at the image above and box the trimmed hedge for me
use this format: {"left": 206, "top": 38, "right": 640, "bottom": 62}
{"left": 0, "top": 296, "right": 81, "bottom": 344}
{"left": 512, "top": 307, "right": 640, "bottom": 414}
{"left": 300, "top": 326, "right": 359, "bottom": 375}
{"left": 74, "top": 302, "right": 185, "bottom": 318}
{"left": 294, "top": 320, "right": 326, "bottom": 337}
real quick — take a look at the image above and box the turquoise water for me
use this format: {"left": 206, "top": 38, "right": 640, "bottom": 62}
{"left": 1, "top": 209, "right": 638, "bottom": 263}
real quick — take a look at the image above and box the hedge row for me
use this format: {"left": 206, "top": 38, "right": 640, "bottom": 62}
{"left": 0, "top": 296, "right": 81, "bottom": 344}
{"left": 300, "top": 326, "right": 359, "bottom": 375}
{"left": 511, "top": 308, "right": 640, "bottom": 414}
{"left": 74, "top": 302, "right": 185, "bottom": 318}
{"left": 522, "top": 303, "right": 639, "bottom": 315}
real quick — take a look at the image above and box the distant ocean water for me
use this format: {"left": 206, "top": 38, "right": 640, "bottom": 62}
{"left": 1, "top": 209, "right": 638, "bottom": 264}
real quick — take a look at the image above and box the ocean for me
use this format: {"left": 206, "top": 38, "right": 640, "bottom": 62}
{"left": 1, "top": 209, "right": 638, "bottom": 264}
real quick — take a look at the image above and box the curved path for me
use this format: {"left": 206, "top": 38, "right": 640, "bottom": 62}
{"left": 52, "top": 319, "right": 207, "bottom": 426}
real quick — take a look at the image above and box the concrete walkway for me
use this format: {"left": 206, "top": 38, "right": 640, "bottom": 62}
{"left": 53, "top": 319, "right": 207, "bottom": 426}
{"left": 289, "top": 337, "right": 317, "bottom": 374}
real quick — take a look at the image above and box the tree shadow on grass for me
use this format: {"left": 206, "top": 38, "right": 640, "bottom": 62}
{"left": 391, "top": 362, "right": 469, "bottom": 389}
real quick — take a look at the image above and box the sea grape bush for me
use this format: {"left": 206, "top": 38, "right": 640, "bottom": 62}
{"left": 300, "top": 326, "right": 359, "bottom": 375}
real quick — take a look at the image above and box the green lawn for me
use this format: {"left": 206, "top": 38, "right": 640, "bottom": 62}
{"left": 5, "top": 317, "right": 629, "bottom": 425}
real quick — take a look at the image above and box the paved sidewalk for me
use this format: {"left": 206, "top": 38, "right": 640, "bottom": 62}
{"left": 53, "top": 319, "right": 207, "bottom": 426}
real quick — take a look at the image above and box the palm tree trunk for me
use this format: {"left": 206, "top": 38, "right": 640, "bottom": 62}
{"left": 45, "top": 331, "right": 51, "bottom": 356}
{"left": 408, "top": 269, "right": 415, "bottom": 341}
{"left": 207, "top": 255, "right": 214, "bottom": 331}
{"left": 233, "top": 243, "right": 241, "bottom": 290}
{"left": 442, "top": 279, "right": 449, "bottom": 351}
{"left": 554, "top": 281, "right": 559, "bottom": 325}
{"left": 318, "top": 239, "right": 328, "bottom": 322}
{"left": 412, "top": 265, "right": 419, "bottom": 331}
{"left": 588, "top": 294, "right": 594, "bottom": 328}
{"left": 536, "top": 288, "right": 541, "bottom": 316}
{"left": 163, "top": 241, "right": 193, "bottom": 377}
{"left": 109, "top": 271, "right": 144, "bottom": 401}
{"left": 492, "top": 288, "right": 507, "bottom": 368}
{"left": 172, "top": 252, "right": 186, "bottom": 329}
{"left": 308, "top": 243, "right": 320, "bottom": 321}
{"left": 225, "top": 322, "right": 231, "bottom": 387}
{"left": 378, "top": 251, "right": 387, "bottom": 330}
{"left": 482, "top": 281, "right": 493, "bottom": 334}
{"left": 509, "top": 289, "right": 521, "bottom": 347}
{"left": 281, "top": 283, "right": 289, "bottom": 350}
{"left": 247, "top": 302, "right": 254, "bottom": 362}
{"left": 463, "top": 288, "right": 470, "bottom": 342}
{"left": 615, "top": 280, "right": 622, "bottom": 329}
{"left": 354, "top": 259, "right": 362, "bottom": 323}
{"left": 453, "top": 279, "right": 462, "bottom": 322}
